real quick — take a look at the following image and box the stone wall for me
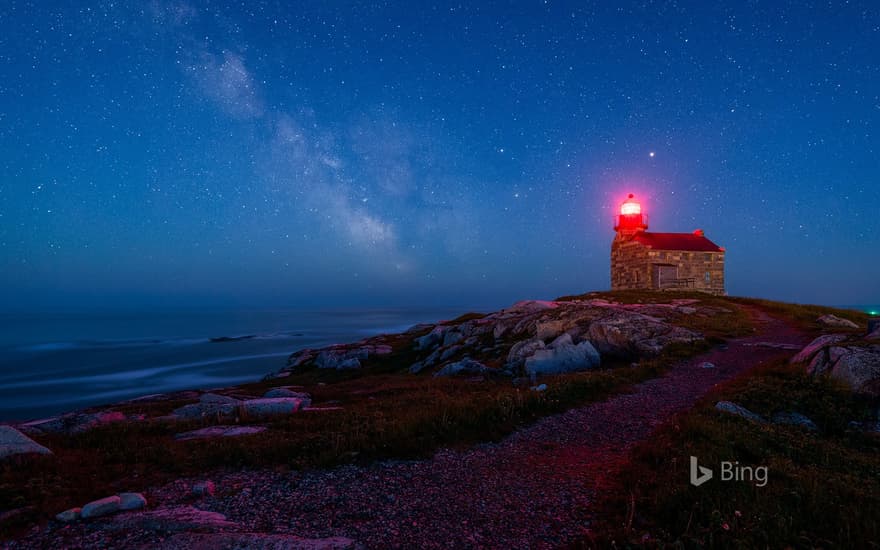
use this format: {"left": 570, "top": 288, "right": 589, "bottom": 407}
{"left": 611, "top": 235, "right": 726, "bottom": 295}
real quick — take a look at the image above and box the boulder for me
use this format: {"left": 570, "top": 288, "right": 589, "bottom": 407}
{"left": 172, "top": 400, "right": 239, "bottom": 420}
{"left": 18, "top": 411, "right": 128, "bottom": 435}
{"left": 199, "top": 393, "right": 239, "bottom": 404}
{"left": 771, "top": 411, "right": 818, "bottom": 431}
{"left": 443, "top": 330, "right": 463, "bottom": 347}
{"left": 81, "top": 495, "right": 122, "bottom": 519}
{"left": 506, "top": 338, "right": 546, "bottom": 369}
{"left": 434, "top": 358, "right": 490, "bottom": 377}
{"left": 791, "top": 334, "right": 848, "bottom": 364}
{"left": 0, "top": 425, "right": 52, "bottom": 459}
{"left": 828, "top": 346, "right": 880, "bottom": 395}
{"left": 535, "top": 320, "right": 567, "bottom": 341}
{"left": 415, "top": 326, "right": 449, "bottom": 351}
{"left": 118, "top": 492, "right": 147, "bottom": 511}
{"left": 55, "top": 507, "right": 81, "bottom": 522}
{"left": 175, "top": 426, "right": 267, "bottom": 441}
{"left": 715, "top": 401, "right": 766, "bottom": 424}
{"left": 817, "top": 314, "right": 859, "bottom": 329}
{"left": 524, "top": 334, "right": 600, "bottom": 376}
{"left": 241, "top": 397, "right": 307, "bottom": 417}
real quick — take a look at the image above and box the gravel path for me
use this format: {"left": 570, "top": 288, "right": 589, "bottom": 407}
{"left": 7, "top": 308, "right": 808, "bottom": 549}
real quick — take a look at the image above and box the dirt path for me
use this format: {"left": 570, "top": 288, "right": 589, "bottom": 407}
{"left": 10, "top": 307, "right": 810, "bottom": 549}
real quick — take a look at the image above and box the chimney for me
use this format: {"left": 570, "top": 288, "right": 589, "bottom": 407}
{"left": 693, "top": 229, "right": 704, "bottom": 237}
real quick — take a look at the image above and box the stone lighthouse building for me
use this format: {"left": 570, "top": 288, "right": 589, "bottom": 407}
{"left": 611, "top": 194, "right": 725, "bottom": 295}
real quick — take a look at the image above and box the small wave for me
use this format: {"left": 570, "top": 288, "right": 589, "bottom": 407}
{"left": 0, "top": 351, "right": 292, "bottom": 390}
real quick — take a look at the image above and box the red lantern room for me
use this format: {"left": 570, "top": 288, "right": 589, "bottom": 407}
{"left": 614, "top": 193, "right": 648, "bottom": 235}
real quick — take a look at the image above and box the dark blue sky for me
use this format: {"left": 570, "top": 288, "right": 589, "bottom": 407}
{"left": 1, "top": 1, "right": 878, "bottom": 311}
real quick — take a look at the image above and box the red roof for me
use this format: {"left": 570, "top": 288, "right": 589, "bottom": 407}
{"left": 633, "top": 232, "right": 723, "bottom": 252}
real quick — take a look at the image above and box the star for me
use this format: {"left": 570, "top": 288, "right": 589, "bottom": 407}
{"left": 649, "top": 151, "right": 656, "bottom": 158}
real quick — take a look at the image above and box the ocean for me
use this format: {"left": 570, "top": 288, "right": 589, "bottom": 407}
{"left": 0, "top": 308, "right": 465, "bottom": 421}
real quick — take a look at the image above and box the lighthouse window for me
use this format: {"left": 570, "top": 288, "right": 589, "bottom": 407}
{"left": 705, "top": 253, "right": 712, "bottom": 261}
{"left": 704, "top": 271, "right": 711, "bottom": 283}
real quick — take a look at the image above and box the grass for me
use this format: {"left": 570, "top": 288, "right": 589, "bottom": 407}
{"left": 2, "top": 292, "right": 857, "bottom": 539}
{"left": 729, "top": 296, "right": 869, "bottom": 335}
{"left": 590, "top": 359, "right": 880, "bottom": 548}
{"left": 0, "top": 338, "right": 716, "bottom": 537}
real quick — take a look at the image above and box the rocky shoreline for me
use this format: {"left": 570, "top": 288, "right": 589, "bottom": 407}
{"left": 1, "top": 294, "right": 876, "bottom": 548}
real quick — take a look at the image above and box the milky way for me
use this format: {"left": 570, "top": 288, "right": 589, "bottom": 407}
{"left": 1, "top": 1, "right": 878, "bottom": 310}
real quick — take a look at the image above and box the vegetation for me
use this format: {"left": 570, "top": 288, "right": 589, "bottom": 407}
{"left": 729, "top": 296, "right": 868, "bottom": 335}
{"left": 592, "top": 359, "right": 880, "bottom": 548}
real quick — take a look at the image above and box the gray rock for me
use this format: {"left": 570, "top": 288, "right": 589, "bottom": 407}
{"left": 525, "top": 334, "right": 600, "bottom": 376}
{"left": 700, "top": 362, "right": 716, "bottom": 369}
{"left": 263, "top": 388, "right": 312, "bottom": 404}
{"left": 434, "top": 358, "right": 490, "bottom": 377}
{"left": 530, "top": 383, "right": 548, "bottom": 392}
{"left": 817, "top": 314, "right": 859, "bottom": 329}
{"left": 192, "top": 480, "right": 216, "bottom": 496}
{"left": 81, "top": 495, "right": 122, "bottom": 518}
{"left": 771, "top": 411, "right": 818, "bottom": 431}
{"left": 506, "top": 338, "right": 546, "bottom": 369}
{"left": 408, "top": 361, "right": 426, "bottom": 374}
{"left": 172, "top": 401, "right": 238, "bottom": 420}
{"left": 118, "top": 492, "right": 147, "bottom": 511}
{"left": 791, "top": 334, "right": 848, "bottom": 364}
{"left": 415, "top": 326, "right": 449, "bottom": 351}
{"left": 0, "top": 425, "right": 52, "bottom": 459}
{"left": 175, "top": 426, "right": 267, "bottom": 441}
{"left": 715, "top": 401, "right": 766, "bottom": 424}
{"left": 442, "top": 330, "right": 463, "bottom": 347}
{"left": 242, "top": 397, "right": 307, "bottom": 417}
{"left": 828, "top": 346, "right": 880, "bottom": 395}
{"left": 535, "top": 320, "right": 566, "bottom": 341}
{"left": 55, "top": 507, "right": 81, "bottom": 522}
{"left": 439, "top": 345, "right": 462, "bottom": 362}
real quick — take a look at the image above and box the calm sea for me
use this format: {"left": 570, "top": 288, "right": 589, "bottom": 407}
{"left": 0, "top": 308, "right": 464, "bottom": 421}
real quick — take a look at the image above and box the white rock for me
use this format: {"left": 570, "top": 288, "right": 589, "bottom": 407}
{"left": 530, "top": 384, "right": 548, "bottom": 392}
{"left": 525, "top": 335, "right": 600, "bottom": 376}
{"left": 817, "top": 314, "right": 859, "bottom": 329}
{"left": 0, "top": 425, "right": 52, "bottom": 459}
{"left": 81, "top": 495, "right": 122, "bottom": 518}
{"left": 791, "top": 334, "right": 848, "bottom": 364}
{"left": 118, "top": 492, "right": 147, "bottom": 511}
{"left": 55, "top": 507, "right": 81, "bottom": 522}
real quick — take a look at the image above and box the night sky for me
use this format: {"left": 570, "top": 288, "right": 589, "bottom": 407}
{"left": 1, "top": 1, "right": 878, "bottom": 312}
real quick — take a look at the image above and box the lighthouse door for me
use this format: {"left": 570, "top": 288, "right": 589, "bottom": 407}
{"left": 653, "top": 264, "right": 678, "bottom": 289}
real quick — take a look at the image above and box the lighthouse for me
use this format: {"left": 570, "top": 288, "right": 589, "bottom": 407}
{"left": 610, "top": 193, "right": 726, "bottom": 295}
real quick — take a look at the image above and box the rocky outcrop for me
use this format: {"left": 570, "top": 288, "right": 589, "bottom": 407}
{"left": 273, "top": 298, "right": 705, "bottom": 379}
{"left": 792, "top": 334, "right": 880, "bottom": 395}
{"left": 0, "top": 425, "right": 52, "bottom": 459}
{"left": 286, "top": 342, "right": 393, "bottom": 371}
